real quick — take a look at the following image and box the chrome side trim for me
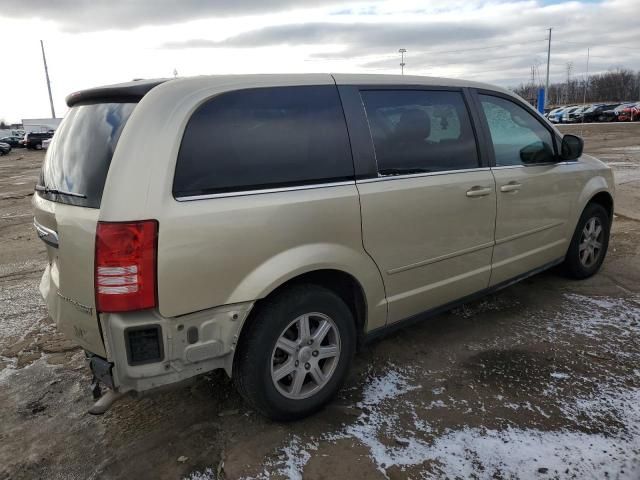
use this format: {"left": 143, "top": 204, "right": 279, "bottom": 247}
{"left": 175, "top": 181, "right": 356, "bottom": 202}
{"left": 387, "top": 241, "right": 495, "bottom": 275}
{"left": 34, "top": 218, "right": 59, "bottom": 248}
{"left": 491, "top": 162, "right": 574, "bottom": 170}
{"left": 494, "top": 221, "right": 565, "bottom": 245}
{"left": 357, "top": 167, "right": 491, "bottom": 184}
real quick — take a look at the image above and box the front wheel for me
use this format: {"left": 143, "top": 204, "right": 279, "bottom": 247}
{"left": 233, "top": 284, "right": 356, "bottom": 420}
{"left": 562, "top": 203, "right": 610, "bottom": 279}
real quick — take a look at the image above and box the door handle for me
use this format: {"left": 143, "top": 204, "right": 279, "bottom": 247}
{"left": 466, "top": 186, "right": 493, "bottom": 198}
{"left": 500, "top": 182, "right": 522, "bottom": 193}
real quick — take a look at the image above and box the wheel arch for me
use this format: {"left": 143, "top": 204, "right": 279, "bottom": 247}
{"left": 572, "top": 175, "right": 614, "bottom": 232}
{"left": 587, "top": 190, "right": 614, "bottom": 223}
{"left": 239, "top": 268, "right": 369, "bottom": 349}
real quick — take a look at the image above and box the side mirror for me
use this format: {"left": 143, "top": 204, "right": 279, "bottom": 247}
{"left": 560, "top": 134, "right": 583, "bottom": 161}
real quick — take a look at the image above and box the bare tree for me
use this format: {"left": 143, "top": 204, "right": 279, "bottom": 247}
{"left": 513, "top": 68, "right": 639, "bottom": 106}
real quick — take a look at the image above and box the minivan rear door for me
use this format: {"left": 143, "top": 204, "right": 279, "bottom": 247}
{"left": 339, "top": 84, "right": 497, "bottom": 324}
{"left": 33, "top": 102, "right": 137, "bottom": 356}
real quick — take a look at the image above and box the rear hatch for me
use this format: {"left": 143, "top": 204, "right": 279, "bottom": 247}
{"left": 34, "top": 102, "right": 137, "bottom": 356}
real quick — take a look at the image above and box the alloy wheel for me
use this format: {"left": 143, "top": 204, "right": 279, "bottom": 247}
{"left": 579, "top": 216, "right": 604, "bottom": 268}
{"left": 270, "top": 312, "right": 341, "bottom": 400}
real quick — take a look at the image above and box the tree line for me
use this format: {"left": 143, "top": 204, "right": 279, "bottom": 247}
{"left": 513, "top": 68, "right": 640, "bottom": 107}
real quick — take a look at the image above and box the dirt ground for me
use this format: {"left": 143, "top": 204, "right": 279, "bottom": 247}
{"left": 1, "top": 124, "right": 639, "bottom": 480}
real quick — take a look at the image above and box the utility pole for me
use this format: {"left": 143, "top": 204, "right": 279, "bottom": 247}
{"left": 544, "top": 27, "right": 552, "bottom": 109}
{"left": 565, "top": 61, "right": 573, "bottom": 103}
{"left": 581, "top": 48, "right": 590, "bottom": 131}
{"left": 40, "top": 40, "right": 56, "bottom": 118}
{"left": 399, "top": 48, "right": 407, "bottom": 75}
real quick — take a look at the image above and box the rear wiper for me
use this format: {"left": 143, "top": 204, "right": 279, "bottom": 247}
{"left": 35, "top": 184, "right": 87, "bottom": 199}
{"left": 379, "top": 167, "right": 433, "bottom": 176}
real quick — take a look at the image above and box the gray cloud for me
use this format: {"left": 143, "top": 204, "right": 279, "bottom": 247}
{"left": 0, "top": 0, "right": 346, "bottom": 32}
{"left": 162, "top": 21, "right": 499, "bottom": 54}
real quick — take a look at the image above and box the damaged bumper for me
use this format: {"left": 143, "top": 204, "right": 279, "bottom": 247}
{"left": 83, "top": 301, "right": 253, "bottom": 413}
{"left": 104, "top": 301, "right": 253, "bottom": 392}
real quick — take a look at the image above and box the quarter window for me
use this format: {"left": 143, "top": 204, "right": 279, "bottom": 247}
{"left": 173, "top": 86, "right": 353, "bottom": 197}
{"left": 360, "top": 90, "right": 479, "bottom": 175}
{"left": 479, "top": 94, "right": 555, "bottom": 166}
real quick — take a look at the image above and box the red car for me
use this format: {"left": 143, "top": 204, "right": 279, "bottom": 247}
{"left": 618, "top": 102, "right": 640, "bottom": 121}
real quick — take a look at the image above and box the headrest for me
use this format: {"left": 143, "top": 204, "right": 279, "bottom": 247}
{"left": 395, "top": 109, "right": 431, "bottom": 142}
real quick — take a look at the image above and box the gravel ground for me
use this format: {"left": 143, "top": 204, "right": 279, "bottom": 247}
{"left": 0, "top": 124, "right": 639, "bottom": 480}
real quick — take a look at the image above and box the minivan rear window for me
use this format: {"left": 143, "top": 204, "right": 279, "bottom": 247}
{"left": 173, "top": 85, "right": 353, "bottom": 198}
{"left": 38, "top": 102, "right": 136, "bottom": 208}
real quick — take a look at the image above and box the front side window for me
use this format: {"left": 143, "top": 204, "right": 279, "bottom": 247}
{"left": 360, "top": 90, "right": 479, "bottom": 175}
{"left": 479, "top": 94, "right": 555, "bottom": 166}
{"left": 173, "top": 85, "right": 353, "bottom": 197}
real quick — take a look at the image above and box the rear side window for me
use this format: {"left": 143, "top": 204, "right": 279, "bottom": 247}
{"left": 38, "top": 103, "right": 136, "bottom": 208}
{"left": 173, "top": 85, "right": 353, "bottom": 197}
{"left": 360, "top": 90, "right": 479, "bottom": 175}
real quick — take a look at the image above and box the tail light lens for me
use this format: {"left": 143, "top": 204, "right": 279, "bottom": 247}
{"left": 95, "top": 220, "right": 158, "bottom": 312}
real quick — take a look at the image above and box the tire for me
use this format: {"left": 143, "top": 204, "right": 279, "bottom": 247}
{"left": 562, "top": 203, "right": 610, "bottom": 279}
{"left": 35, "top": 143, "right": 43, "bottom": 150}
{"left": 233, "top": 284, "right": 356, "bottom": 420}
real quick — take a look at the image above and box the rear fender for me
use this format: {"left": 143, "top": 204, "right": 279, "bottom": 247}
{"left": 226, "top": 243, "right": 387, "bottom": 332}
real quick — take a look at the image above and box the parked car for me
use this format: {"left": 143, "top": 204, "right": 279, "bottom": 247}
{"left": 617, "top": 102, "right": 640, "bottom": 122}
{"left": 548, "top": 106, "right": 576, "bottom": 123}
{"left": 545, "top": 106, "right": 564, "bottom": 119}
{"left": 0, "top": 136, "right": 25, "bottom": 147}
{"left": 0, "top": 142, "right": 11, "bottom": 155}
{"left": 579, "top": 104, "right": 618, "bottom": 123}
{"left": 34, "top": 74, "right": 614, "bottom": 420}
{"left": 562, "top": 105, "right": 588, "bottom": 123}
{"left": 23, "top": 131, "right": 54, "bottom": 149}
{"left": 600, "top": 103, "right": 635, "bottom": 122}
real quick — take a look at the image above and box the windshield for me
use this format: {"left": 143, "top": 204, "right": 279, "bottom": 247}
{"left": 38, "top": 102, "right": 136, "bottom": 208}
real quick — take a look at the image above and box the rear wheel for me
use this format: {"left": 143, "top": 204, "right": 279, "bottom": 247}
{"left": 563, "top": 203, "right": 610, "bottom": 279}
{"left": 233, "top": 284, "right": 356, "bottom": 420}
{"left": 35, "top": 143, "right": 43, "bottom": 150}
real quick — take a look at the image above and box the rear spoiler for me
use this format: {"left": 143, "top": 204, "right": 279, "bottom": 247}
{"left": 66, "top": 78, "right": 170, "bottom": 107}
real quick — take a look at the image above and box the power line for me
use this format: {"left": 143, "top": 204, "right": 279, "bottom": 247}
{"left": 553, "top": 39, "right": 640, "bottom": 52}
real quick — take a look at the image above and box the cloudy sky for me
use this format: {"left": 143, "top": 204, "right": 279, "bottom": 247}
{"left": 1, "top": 0, "right": 639, "bottom": 123}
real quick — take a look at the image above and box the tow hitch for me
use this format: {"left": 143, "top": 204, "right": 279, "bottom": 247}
{"left": 87, "top": 353, "right": 126, "bottom": 415}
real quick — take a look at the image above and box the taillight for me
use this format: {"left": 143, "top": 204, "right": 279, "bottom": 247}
{"left": 95, "top": 220, "right": 158, "bottom": 312}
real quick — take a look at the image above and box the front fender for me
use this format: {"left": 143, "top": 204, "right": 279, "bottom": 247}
{"left": 569, "top": 173, "right": 614, "bottom": 234}
{"left": 226, "top": 243, "right": 387, "bottom": 331}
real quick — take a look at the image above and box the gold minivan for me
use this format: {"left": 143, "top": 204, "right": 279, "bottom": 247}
{"left": 33, "top": 74, "right": 614, "bottom": 420}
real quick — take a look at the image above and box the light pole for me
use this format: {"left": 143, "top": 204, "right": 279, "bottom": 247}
{"left": 399, "top": 48, "right": 407, "bottom": 75}
{"left": 40, "top": 40, "right": 56, "bottom": 118}
{"left": 544, "top": 28, "right": 552, "bottom": 109}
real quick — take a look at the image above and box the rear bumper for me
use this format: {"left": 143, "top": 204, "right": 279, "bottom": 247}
{"left": 99, "top": 302, "right": 254, "bottom": 393}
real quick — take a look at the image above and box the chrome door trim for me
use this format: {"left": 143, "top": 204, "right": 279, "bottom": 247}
{"left": 491, "top": 162, "right": 574, "bottom": 170}
{"left": 34, "top": 218, "right": 59, "bottom": 248}
{"left": 175, "top": 180, "right": 355, "bottom": 202}
{"left": 357, "top": 167, "right": 491, "bottom": 184}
